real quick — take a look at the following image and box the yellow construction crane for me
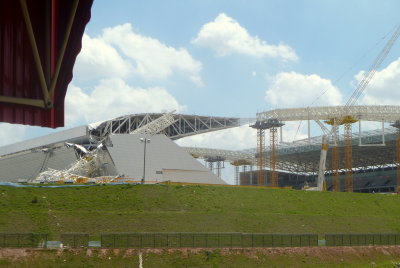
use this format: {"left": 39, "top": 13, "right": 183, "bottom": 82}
{"left": 317, "top": 24, "right": 400, "bottom": 192}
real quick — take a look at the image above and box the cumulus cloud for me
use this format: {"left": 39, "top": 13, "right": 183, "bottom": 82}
{"left": 73, "top": 34, "right": 133, "bottom": 81}
{"left": 0, "top": 123, "right": 27, "bottom": 147}
{"left": 65, "top": 79, "right": 185, "bottom": 125}
{"left": 101, "top": 23, "right": 203, "bottom": 86}
{"left": 265, "top": 72, "right": 343, "bottom": 107}
{"left": 358, "top": 57, "right": 400, "bottom": 105}
{"left": 176, "top": 124, "right": 257, "bottom": 151}
{"left": 192, "top": 13, "right": 298, "bottom": 61}
{"left": 74, "top": 24, "right": 203, "bottom": 86}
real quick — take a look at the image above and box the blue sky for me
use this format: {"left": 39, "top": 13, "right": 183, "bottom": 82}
{"left": 1, "top": 0, "right": 400, "bottom": 182}
{"left": 82, "top": 0, "right": 399, "bottom": 117}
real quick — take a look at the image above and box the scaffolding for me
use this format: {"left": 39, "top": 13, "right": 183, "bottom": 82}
{"left": 331, "top": 124, "right": 340, "bottom": 191}
{"left": 231, "top": 159, "right": 253, "bottom": 185}
{"left": 251, "top": 121, "right": 267, "bottom": 186}
{"left": 205, "top": 156, "right": 225, "bottom": 178}
{"left": 269, "top": 126, "right": 279, "bottom": 187}
{"left": 344, "top": 123, "right": 354, "bottom": 192}
{"left": 251, "top": 119, "right": 284, "bottom": 187}
{"left": 391, "top": 120, "right": 400, "bottom": 193}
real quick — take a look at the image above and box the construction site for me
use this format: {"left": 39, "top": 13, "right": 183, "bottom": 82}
{"left": 0, "top": 104, "right": 399, "bottom": 195}
{"left": 0, "top": 0, "right": 400, "bottom": 194}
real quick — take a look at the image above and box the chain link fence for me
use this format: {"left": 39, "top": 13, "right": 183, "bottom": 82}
{"left": 100, "top": 233, "right": 318, "bottom": 248}
{"left": 325, "top": 233, "right": 400, "bottom": 246}
{"left": 60, "top": 233, "right": 89, "bottom": 248}
{"left": 2, "top": 232, "right": 400, "bottom": 248}
{"left": 0, "top": 233, "right": 47, "bottom": 248}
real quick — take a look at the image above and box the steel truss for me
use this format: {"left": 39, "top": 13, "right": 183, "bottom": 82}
{"left": 257, "top": 105, "right": 400, "bottom": 123}
{"left": 88, "top": 113, "right": 246, "bottom": 141}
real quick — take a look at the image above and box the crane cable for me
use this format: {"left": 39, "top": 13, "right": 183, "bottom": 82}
{"left": 292, "top": 24, "right": 400, "bottom": 141}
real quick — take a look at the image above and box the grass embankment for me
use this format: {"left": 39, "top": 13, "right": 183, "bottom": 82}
{"left": 0, "top": 184, "right": 400, "bottom": 239}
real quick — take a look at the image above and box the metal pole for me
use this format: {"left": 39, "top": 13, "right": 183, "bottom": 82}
{"left": 142, "top": 139, "right": 147, "bottom": 184}
{"left": 141, "top": 138, "right": 150, "bottom": 184}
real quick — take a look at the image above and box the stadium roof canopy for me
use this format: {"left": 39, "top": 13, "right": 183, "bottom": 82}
{"left": 185, "top": 127, "right": 399, "bottom": 175}
{"left": 0, "top": 0, "right": 93, "bottom": 128}
{"left": 0, "top": 113, "right": 247, "bottom": 157}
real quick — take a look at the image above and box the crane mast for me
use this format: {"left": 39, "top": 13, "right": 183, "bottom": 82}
{"left": 317, "top": 25, "right": 400, "bottom": 191}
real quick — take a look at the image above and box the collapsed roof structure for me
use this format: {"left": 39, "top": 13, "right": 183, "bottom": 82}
{"left": 0, "top": 112, "right": 246, "bottom": 184}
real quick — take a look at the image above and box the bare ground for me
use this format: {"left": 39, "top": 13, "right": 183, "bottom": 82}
{"left": 1, "top": 246, "right": 400, "bottom": 260}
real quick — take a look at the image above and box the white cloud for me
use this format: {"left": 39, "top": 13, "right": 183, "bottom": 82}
{"left": 359, "top": 57, "right": 400, "bottom": 105}
{"left": 176, "top": 124, "right": 257, "bottom": 150}
{"left": 192, "top": 13, "right": 298, "bottom": 61}
{"left": 73, "top": 24, "right": 203, "bottom": 86}
{"left": 74, "top": 34, "right": 133, "bottom": 81}
{"left": 0, "top": 123, "right": 27, "bottom": 147}
{"left": 265, "top": 72, "right": 343, "bottom": 108}
{"left": 65, "top": 78, "right": 185, "bottom": 125}
{"left": 101, "top": 23, "right": 203, "bottom": 86}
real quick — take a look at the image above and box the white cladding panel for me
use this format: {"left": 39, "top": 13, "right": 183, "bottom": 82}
{"left": 162, "top": 169, "right": 225, "bottom": 184}
{"left": 0, "top": 126, "right": 87, "bottom": 156}
{"left": 0, "top": 146, "right": 78, "bottom": 182}
{"left": 107, "top": 134, "right": 226, "bottom": 184}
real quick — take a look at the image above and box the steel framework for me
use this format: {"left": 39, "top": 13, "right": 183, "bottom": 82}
{"left": 398, "top": 131, "right": 400, "bottom": 192}
{"left": 257, "top": 128, "right": 266, "bottom": 185}
{"left": 331, "top": 125, "right": 340, "bottom": 191}
{"left": 88, "top": 113, "right": 248, "bottom": 141}
{"left": 344, "top": 123, "right": 353, "bottom": 192}
{"left": 242, "top": 126, "right": 400, "bottom": 174}
{"left": 270, "top": 127, "right": 278, "bottom": 186}
{"left": 257, "top": 106, "right": 400, "bottom": 123}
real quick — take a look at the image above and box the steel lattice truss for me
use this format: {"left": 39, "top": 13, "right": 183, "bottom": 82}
{"left": 184, "top": 147, "right": 256, "bottom": 164}
{"left": 87, "top": 113, "right": 247, "bottom": 141}
{"left": 185, "top": 127, "right": 399, "bottom": 176}
{"left": 243, "top": 127, "right": 399, "bottom": 174}
{"left": 257, "top": 105, "right": 400, "bottom": 122}
{"left": 130, "top": 111, "right": 176, "bottom": 136}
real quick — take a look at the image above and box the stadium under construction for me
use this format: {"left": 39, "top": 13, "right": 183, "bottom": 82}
{"left": 1, "top": 105, "right": 400, "bottom": 194}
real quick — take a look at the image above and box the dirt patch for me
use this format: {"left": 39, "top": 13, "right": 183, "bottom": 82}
{"left": 1, "top": 246, "right": 400, "bottom": 260}
{"left": 0, "top": 248, "right": 41, "bottom": 260}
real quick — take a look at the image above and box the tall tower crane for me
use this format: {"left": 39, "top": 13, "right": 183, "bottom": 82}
{"left": 317, "top": 24, "right": 400, "bottom": 191}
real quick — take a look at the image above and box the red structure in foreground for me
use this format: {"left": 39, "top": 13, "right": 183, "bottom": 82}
{"left": 0, "top": 0, "right": 93, "bottom": 128}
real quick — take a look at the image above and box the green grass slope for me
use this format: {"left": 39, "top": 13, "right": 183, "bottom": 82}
{"left": 0, "top": 184, "right": 399, "bottom": 238}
